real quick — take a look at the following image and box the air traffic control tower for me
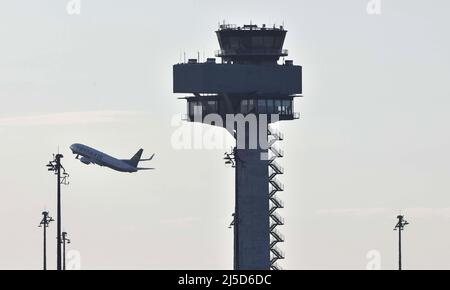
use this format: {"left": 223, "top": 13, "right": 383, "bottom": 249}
{"left": 173, "top": 24, "right": 302, "bottom": 270}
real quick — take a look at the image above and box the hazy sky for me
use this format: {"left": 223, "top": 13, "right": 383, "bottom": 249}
{"left": 1, "top": 0, "right": 450, "bottom": 270}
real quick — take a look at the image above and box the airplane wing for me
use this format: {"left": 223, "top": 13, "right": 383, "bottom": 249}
{"left": 140, "top": 154, "right": 155, "bottom": 161}
{"left": 137, "top": 167, "right": 155, "bottom": 170}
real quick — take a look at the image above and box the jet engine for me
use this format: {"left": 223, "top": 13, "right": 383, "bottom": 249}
{"left": 80, "top": 157, "right": 91, "bottom": 165}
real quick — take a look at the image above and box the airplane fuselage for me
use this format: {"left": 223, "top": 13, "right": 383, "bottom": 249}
{"left": 70, "top": 143, "right": 138, "bottom": 173}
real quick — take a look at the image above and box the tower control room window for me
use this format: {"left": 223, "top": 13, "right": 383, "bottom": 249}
{"left": 275, "top": 100, "right": 282, "bottom": 114}
{"left": 248, "top": 99, "right": 255, "bottom": 113}
{"left": 206, "top": 100, "right": 218, "bottom": 114}
{"left": 258, "top": 99, "right": 266, "bottom": 114}
{"left": 228, "top": 36, "right": 240, "bottom": 50}
{"left": 188, "top": 100, "right": 219, "bottom": 117}
{"left": 241, "top": 99, "right": 248, "bottom": 114}
{"left": 263, "top": 36, "right": 275, "bottom": 49}
{"left": 188, "top": 101, "right": 202, "bottom": 117}
{"left": 273, "top": 36, "right": 284, "bottom": 49}
{"left": 283, "top": 100, "right": 292, "bottom": 115}
{"left": 267, "top": 99, "right": 274, "bottom": 114}
{"left": 240, "top": 99, "right": 292, "bottom": 115}
{"left": 252, "top": 36, "right": 264, "bottom": 48}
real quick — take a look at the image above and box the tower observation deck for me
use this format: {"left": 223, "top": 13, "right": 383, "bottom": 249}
{"left": 173, "top": 23, "right": 302, "bottom": 270}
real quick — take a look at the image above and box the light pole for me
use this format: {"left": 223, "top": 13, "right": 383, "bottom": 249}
{"left": 39, "top": 211, "right": 54, "bottom": 270}
{"left": 62, "top": 232, "right": 71, "bottom": 270}
{"left": 394, "top": 215, "right": 409, "bottom": 270}
{"left": 47, "top": 154, "right": 69, "bottom": 271}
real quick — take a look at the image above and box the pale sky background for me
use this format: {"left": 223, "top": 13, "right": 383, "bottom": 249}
{"left": 1, "top": 0, "right": 450, "bottom": 270}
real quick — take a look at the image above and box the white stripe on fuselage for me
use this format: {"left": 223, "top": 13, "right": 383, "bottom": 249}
{"left": 71, "top": 144, "right": 137, "bottom": 172}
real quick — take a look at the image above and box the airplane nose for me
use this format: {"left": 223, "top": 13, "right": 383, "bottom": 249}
{"left": 70, "top": 144, "right": 76, "bottom": 152}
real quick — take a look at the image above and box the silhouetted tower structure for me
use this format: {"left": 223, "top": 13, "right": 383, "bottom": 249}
{"left": 394, "top": 215, "right": 409, "bottom": 270}
{"left": 46, "top": 154, "right": 69, "bottom": 271}
{"left": 173, "top": 23, "right": 302, "bottom": 270}
{"left": 62, "top": 232, "right": 71, "bottom": 270}
{"left": 39, "top": 211, "right": 54, "bottom": 270}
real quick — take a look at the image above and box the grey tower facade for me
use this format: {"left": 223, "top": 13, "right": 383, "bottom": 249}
{"left": 173, "top": 24, "right": 302, "bottom": 270}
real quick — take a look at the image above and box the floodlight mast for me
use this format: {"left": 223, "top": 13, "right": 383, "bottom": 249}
{"left": 39, "top": 211, "right": 54, "bottom": 270}
{"left": 62, "top": 232, "right": 71, "bottom": 270}
{"left": 394, "top": 215, "right": 409, "bottom": 270}
{"left": 46, "top": 153, "right": 69, "bottom": 271}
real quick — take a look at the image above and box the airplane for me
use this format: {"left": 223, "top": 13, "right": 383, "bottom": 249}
{"left": 70, "top": 143, "right": 155, "bottom": 173}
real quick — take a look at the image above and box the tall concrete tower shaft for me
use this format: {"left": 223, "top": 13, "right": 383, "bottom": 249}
{"left": 173, "top": 23, "right": 302, "bottom": 270}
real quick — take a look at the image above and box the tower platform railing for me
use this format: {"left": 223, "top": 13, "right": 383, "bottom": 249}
{"left": 216, "top": 49, "right": 288, "bottom": 58}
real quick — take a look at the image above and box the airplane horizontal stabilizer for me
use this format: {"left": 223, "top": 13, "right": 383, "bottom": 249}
{"left": 140, "top": 153, "right": 155, "bottom": 161}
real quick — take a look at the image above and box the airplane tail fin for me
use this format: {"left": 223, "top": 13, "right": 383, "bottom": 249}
{"left": 129, "top": 149, "right": 144, "bottom": 167}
